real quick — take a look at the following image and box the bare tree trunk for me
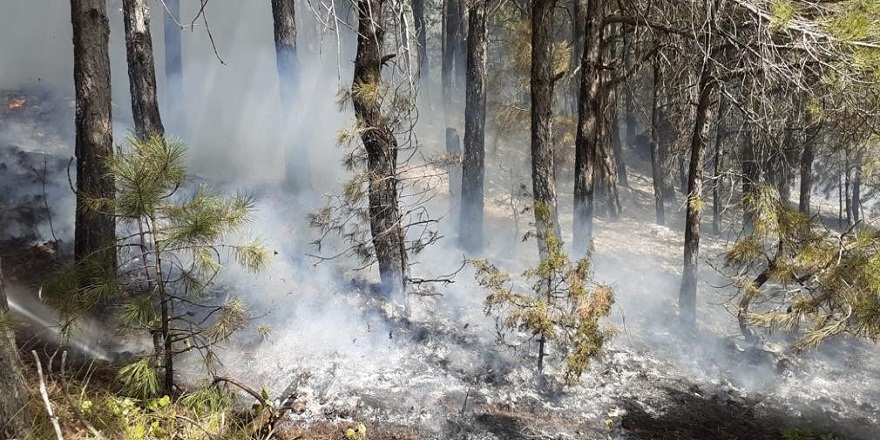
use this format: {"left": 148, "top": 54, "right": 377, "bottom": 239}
{"left": 531, "top": 0, "right": 561, "bottom": 259}
{"left": 650, "top": 57, "right": 665, "bottom": 226}
{"left": 272, "top": 0, "right": 312, "bottom": 190}
{"left": 573, "top": 0, "right": 603, "bottom": 254}
{"left": 460, "top": 0, "right": 488, "bottom": 253}
{"left": 123, "top": 0, "right": 165, "bottom": 139}
{"left": 0, "top": 258, "right": 29, "bottom": 439}
{"left": 679, "top": 64, "right": 714, "bottom": 329}
{"left": 353, "top": 0, "right": 407, "bottom": 297}
{"left": 72, "top": 0, "right": 117, "bottom": 275}
{"left": 163, "top": 0, "right": 185, "bottom": 135}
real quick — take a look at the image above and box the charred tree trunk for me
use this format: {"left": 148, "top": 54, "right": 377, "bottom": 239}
{"left": 679, "top": 64, "right": 714, "bottom": 329}
{"left": 123, "top": 0, "right": 165, "bottom": 139}
{"left": 649, "top": 57, "right": 665, "bottom": 226}
{"left": 163, "top": 0, "right": 184, "bottom": 135}
{"left": 353, "top": 0, "right": 407, "bottom": 297}
{"left": 272, "top": 0, "right": 312, "bottom": 190}
{"left": 573, "top": 0, "right": 604, "bottom": 253}
{"left": 460, "top": 0, "right": 488, "bottom": 253}
{"left": 0, "top": 258, "right": 29, "bottom": 439}
{"left": 531, "top": 0, "right": 561, "bottom": 260}
{"left": 72, "top": 0, "right": 117, "bottom": 275}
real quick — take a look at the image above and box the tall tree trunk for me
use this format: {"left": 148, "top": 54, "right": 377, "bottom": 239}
{"left": 622, "top": 24, "right": 637, "bottom": 147}
{"left": 600, "top": 91, "right": 622, "bottom": 217}
{"left": 72, "top": 0, "right": 117, "bottom": 275}
{"left": 0, "top": 258, "right": 29, "bottom": 439}
{"left": 353, "top": 0, "right": 407, "bottom": 297}
{"left": 741, "top": 122, "right": 759, "bottom": 233}
{"left": 272, "top": 0, "right": 312, "bottom": 190}
{"left": 679, "top": 64, "right": 714, "bottom": 329}
{"left": 853, "top": 152, "right": 862, "bottom": 225}
{"left": 447, "top": 128, "right": 462, "bottom": 219}
{"left": 454, "top": 0, "right": 468, "bottom": 93}
{"left": 650, "top": 57, "right": 665, "bottom": 226}
{"left": 609, "top": 75, "right": 627, "bottom": 188}
{"left": 163, "top": 0, "right": 185, "bottom": 135}
{"left": 531, "top": 0, "right": 561, "bottom": 259}
{"left": 798, "top": 113, "right": 821, "bottom": 214}
{"left": 712, "top": 94, "right": 726, "bottom": 235}
{"left": 799, "top": 118, "right": 819, "bottom": 214}
{"left": 570, "top": 0, "right": 586, "bottom": 114}
{"left": 460, "top": 0, "right": 488, "bottom": 253}
{"left": 442, "top": 0, "right": 463, "bottom": 119}
{"left": 412, "top": 0, "right": 428, "bottom": 88}
{"left": 123, "top": 0, "right": 165, "bottom": 139}
{"left": 573, "top": 0, "right": 603, "bottom": 254}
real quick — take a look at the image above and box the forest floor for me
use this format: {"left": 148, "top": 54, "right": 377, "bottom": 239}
{"left": 1, "top": 88, "right": 879, "bottom": 439}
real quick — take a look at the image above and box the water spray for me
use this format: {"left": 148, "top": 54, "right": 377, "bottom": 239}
{"left": 7, "top": 297, "right": 110, "bottom": 361}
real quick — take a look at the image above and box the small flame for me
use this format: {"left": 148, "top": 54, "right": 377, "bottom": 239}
{"left": 7, "top": 98, "right": 26, "bottom": 110}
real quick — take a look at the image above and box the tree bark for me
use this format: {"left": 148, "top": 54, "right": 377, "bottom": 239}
{"left": 0, "top": 258, "right": 29, "bottom": 439}
{"left": 460, "top": 0, "right": 488, "bottom": 253}
{"left": 163, "top": 0, "right": 185, "bottom": 135}
{"left": 272, "top": 0, "right": 312, "bottom": 190}
{"left": 123, "top": 0, "right": 165, "bottom": 139}
{"left": 650, "top": 57, "right": 665, "bottom": 226}
{"left": 531, "top": 0, "right": 561, "bottom": 256}
{"left": 353, "top": 0, "right": 407, "bottom": 297}
{"left": 573, "top": 0, "right": 603, "bottom": 253}
{"left": 679, "top": 64, "right": 714, "bottom": 329}
{"left": 72, "top": 0, "right": 117, "bottom": 275}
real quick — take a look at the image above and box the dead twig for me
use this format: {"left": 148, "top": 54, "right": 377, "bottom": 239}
{"left": 32, "top": 350, "right": 64, "bottom": 440}
{"left": 59, "top": 351, "right": 105, "bottom": 439}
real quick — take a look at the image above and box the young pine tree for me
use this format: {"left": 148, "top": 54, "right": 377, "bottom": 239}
{"left": 49, "top": 136, "right": 268, "bottom": 396}
{"left": 472, "top": 204, "right": 614, "bottom": 383}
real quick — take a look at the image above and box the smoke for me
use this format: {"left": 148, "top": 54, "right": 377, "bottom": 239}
{"left": 2, "top": 2, "right": 879, "bottom": 439}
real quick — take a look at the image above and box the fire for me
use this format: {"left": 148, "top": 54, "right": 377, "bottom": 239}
{"left": 7, "top": 98, "right": 26, "bottom": 110}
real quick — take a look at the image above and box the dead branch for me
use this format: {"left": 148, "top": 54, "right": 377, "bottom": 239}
{"left": 32, "top": 351, "right": 63, "bottom": 440}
